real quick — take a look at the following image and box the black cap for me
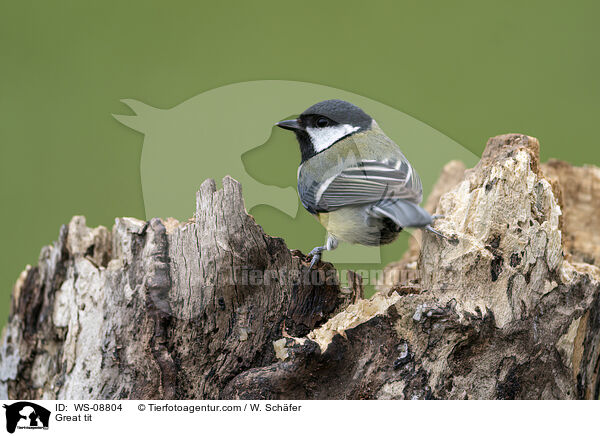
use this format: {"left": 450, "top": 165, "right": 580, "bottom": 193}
{"left": 301, "top": 99, "right": 372, "bottom": 129}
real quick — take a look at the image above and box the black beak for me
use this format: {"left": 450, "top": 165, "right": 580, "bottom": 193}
{"left": 275, "top": 119, "right": 303, "bottom": 131}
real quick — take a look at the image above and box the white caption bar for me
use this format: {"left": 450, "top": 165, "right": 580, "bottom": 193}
{"left": 0, "top": 400, "right": 595, "bottom": 436}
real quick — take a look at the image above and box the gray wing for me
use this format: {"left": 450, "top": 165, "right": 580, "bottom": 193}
{"left": 299, "top": 158, "right": 423, "bottom": 214}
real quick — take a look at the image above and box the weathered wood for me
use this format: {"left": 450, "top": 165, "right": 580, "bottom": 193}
{"left": 0, "top": 178, "right": 343, "bottom": 399}
{"left": 225, "top": 135, "right": 600, "bottom": 400}
{"left": 1, "top": 134, "right": 599, "bottom": 399}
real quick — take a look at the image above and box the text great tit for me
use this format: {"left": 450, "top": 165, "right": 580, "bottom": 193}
{"left": 276, "top": 99, "right": 449, "bottom": 269}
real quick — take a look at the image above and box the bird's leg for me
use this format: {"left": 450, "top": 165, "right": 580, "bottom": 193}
{"left": 424, "top": 213, "right": 458, "bottom": 242}
{"left": 308, "top": 235, "right": 338, "bottom": 269}
{"left": 308, "top": 246, "right": 325, "bottom": 269}
{"left": 424, "top": 224, "right": 457, "bottom": 243}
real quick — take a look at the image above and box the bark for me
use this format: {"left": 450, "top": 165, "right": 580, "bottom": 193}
{"left": 1, "top": 134, "right": 599, "bottom": 400}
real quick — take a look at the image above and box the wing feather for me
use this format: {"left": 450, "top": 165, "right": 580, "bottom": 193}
{"left": 308, "top": 158, "right": 422, "bottom": 212}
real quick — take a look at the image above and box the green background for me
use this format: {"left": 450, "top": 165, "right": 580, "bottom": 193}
{"left": 1, "top": 1, "right": 599, "bottom": 326}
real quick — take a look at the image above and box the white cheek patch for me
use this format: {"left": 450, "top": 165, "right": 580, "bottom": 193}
{"left": 306, "top": 124, "right": 360, "bottom": 153}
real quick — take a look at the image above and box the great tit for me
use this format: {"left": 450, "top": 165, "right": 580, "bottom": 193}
{"left": 276, "top": 99, "right": 449, "bottom": 268}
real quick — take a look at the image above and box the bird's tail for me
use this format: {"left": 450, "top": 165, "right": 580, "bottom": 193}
{"left": 369, "top": 199, "right": 432, "bottom": 229}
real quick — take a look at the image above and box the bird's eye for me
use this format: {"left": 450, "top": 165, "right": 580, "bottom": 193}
{"left": 316, "top": 117, "right": 329, "bottom": 128}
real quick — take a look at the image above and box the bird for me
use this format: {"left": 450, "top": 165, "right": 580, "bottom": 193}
{"left": 276, "top": 99, "right": 452, "bottom": 269}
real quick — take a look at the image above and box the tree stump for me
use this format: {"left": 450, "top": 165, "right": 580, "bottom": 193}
{"left": 1, "top": 134, "right": 599, "bottom": 399}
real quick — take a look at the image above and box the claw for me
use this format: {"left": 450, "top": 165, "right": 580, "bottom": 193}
{"left": 307, "top": 246, "right": 325, "bottom": 270}
{"left": 306, "top": 236, "right": 337, "bottom": 271}
{"left": 431, "top": 214, "right": 445, "bottom": 221}
{"left": 308, "top": 247, "right": 321, "bottom": 257}
{"left": 309, "top": 254, "right": 321, "bottom": 270}
{"left": 425, "top": 224, "right": 458, "bottom": 243}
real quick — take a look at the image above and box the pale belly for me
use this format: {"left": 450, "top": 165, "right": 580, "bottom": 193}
{"left": 316, "top": 206, "right": 400, "bottom": 246}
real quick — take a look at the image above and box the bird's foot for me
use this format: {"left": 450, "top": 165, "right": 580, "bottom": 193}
{"left": 425, "top": 224, "right": 458, "bottom": 243}
{"left": 308, "top": 246, "right": 326, "bottom": 270}
{"left": 431, "top": 214, "right": 445, "bottom": 221}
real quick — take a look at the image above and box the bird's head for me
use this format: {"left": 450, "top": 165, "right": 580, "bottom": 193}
{"left": 276, "top": 99, "right": 373, "bottom": 162}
